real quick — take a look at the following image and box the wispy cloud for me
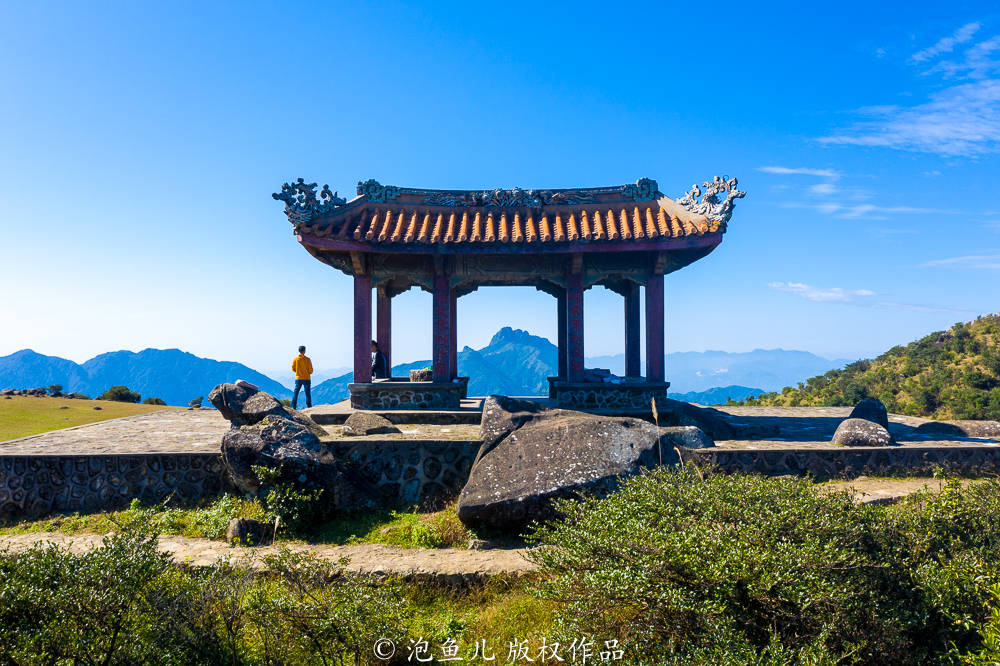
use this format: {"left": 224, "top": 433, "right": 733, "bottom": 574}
{"left": 909, "top": 22, "right": 981, "bottom": 64}
{"left": 821, "top": 23, "right": 1000, "bottom": 157}
{"left": 757, "top": 166, "right": 840, "bottom": 178}
{"left": 922, "top": 253, "right": 1000, "bottom": 269}
{"left": 769, "top": 281, "right": 970, "bottom": 313}
{"left": 768, "top": 282, "right": 875, "bottom": 302}
{"left": 780, "top": 201, "right": 962, "bottom": 219}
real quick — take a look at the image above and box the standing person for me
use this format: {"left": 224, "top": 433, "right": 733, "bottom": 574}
{"left": 371, "top": 340, "right": 389, "bottom": 379}
{"left": 291, "top": 345, "right": 313, "bottom": 409}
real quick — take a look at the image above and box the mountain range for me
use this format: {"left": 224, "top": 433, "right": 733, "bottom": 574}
{"left": 0, "top": 328, "right": 848, "bottom": 407}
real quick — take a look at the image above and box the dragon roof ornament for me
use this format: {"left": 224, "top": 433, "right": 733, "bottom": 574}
{"left": 675, "top": 176, "right": 746, "bottom": 225}
{"left": 272, "top": 178, "right": 347, "bottom": 226}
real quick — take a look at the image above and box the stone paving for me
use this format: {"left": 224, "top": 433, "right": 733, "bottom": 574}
{"left": 0, "top": 409, "right": 231, "bottom": 454}
{"left": 0, "top": 532, "right": 536, "bottom": 583}
{"left": 1, "top": 405, "right": 995, "bottom": 456}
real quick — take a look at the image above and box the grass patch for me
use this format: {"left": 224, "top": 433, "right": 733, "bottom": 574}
{"left": 0, "top": 395, "right": 179, "bottom": 441}
{"left": 0, "top": 495, "right": 479, "bottom": 548}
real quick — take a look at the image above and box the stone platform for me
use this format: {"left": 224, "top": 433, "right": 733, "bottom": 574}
{"left": 2, "top": 405, "right": 998, "bottom": 521}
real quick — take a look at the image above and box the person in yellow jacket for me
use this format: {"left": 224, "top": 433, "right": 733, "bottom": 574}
{"left": 291, "top": 345, "right": 313, "bottom": 409}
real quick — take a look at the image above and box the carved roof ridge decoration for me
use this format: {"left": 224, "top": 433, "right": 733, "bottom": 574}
{"left": 354, "top": 177, "right": 663, "bottom": 208}
{"left": 272, "top": 178, "right": 347, "bottom": 225}
{"left": 675, "top": 175, "right": 746, "bottom": 225}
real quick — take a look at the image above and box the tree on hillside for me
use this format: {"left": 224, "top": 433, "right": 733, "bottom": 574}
{"left": 142, "top": 397, "right": 166, "bottom": 405}
{"left": 98, "top": 385, "right": 141, "bottom": 403}
{"left": 47, "top": 384, "right": 63, "bottom": 397}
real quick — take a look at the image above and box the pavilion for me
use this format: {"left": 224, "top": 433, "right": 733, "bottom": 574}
{"left": 273, "top": 176, "right": 744, "bottom": 410}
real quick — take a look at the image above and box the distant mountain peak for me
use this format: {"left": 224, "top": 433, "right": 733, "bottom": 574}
{"left": 489, "top": 327, "right": 552, "bottom": 348}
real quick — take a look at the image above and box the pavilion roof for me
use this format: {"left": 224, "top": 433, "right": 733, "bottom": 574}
{"left": 274, "top": 177, "right": 745, "bottom": 251}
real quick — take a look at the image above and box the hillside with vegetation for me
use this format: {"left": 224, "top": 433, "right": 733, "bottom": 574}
{"left": 740, "top": 314, "right": 1000, "bottom": 420}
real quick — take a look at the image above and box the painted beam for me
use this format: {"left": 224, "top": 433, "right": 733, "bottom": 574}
{"left": 624, "top": 282, "right": 641, "bottom": 377}
{"left": 645, "top": 274, "right": 665, "bottom": 383}
{"left": 354, "top": 273, "right": 373, "bottom": 383}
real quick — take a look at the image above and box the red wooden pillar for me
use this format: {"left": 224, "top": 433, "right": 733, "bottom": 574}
{"left": 353, "top": 273, "right": 373, "bottom": 383}
{"left": 449, "top": 290, "right": 458, "bottom": 379}
{"left": 624, "top": 282, "right": 641, "bottom": 377}
{"left": 566, "top": 273, "right": 585, "bottom": 382}
{"left": 645, "top": 274, "right": 665, "bottom": 382}
{"left": 556, "top": 290, "right": 567, "bottom": 379}
{"left": 432, "top": 275, "right": 452, "bottom": 383}
{"left": 376, "top": 288, "right": 391, "bottom": 376}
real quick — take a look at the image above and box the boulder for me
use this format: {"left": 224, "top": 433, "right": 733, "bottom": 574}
{"left": 409, "top": 368, "right": 433, "bottom": 382}
{"left": 458, "top": 399, "right": 678, "bottom": 534}
{"left": 655, "top": 398, "right": 735, "bottom": 440}
{"left": 220, "top": 415, "right": 377, "bottom": 510}
{"left": 849, "top": 398, "right": 890, "bottom": 430}
{"left": 226, "top": 517, "right": 271, "bottom": 546}
{"left": 341, "top": 411, "right": 401, "bottom": 436}
{"left": 914, "top": 420, "right": 1000, "bottom": 439}
{"left": 832, "top": 418, "right": 894, "bottom": 447}
{"left": 209, "top": 383, "right": 326, "bottom": 437}
{"left": 659, "top": 425, "right": 715, "bottom": 450}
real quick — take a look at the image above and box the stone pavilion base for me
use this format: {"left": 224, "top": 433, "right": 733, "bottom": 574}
{"left": 349, "top": 377, "right": 470, "bottom": 410}
{"left": 547, "top": 378, "right": 670, "bottom": 411}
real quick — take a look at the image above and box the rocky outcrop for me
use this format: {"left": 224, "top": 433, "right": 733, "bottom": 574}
{"left": 409, "top": 368, "right": 433, "bottom": 382}
{"left": 659, "top": 425, "right": 715, "bottom": 450}
{"left": 457, "top": 397, "right": 681, "bottom": 534}
{"left": 914, "top": 420, "right": 1000, "bottom": 439}
{"left": 211, "top": 382, "right": 375, "bottom": 511}
{"left": 209, "top": 382, "right": 326, "bottom": 437}
{"left": 849, "top": 398, "right": 890, "bottom": 430}
{"left": 832, "top": 418, "right": 894, "bottom": 447}
{"left": 341, "top": 411, "right": 401, "bottom": 436}
{"left": 655, "top": 398, "right": 735, "bottom": 440}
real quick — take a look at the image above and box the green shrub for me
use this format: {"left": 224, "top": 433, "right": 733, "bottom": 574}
{"left": 142, "top": 397, "right": 166, "bottom": 405}
{"left": 98, "top": 385, "right": 141, "bottom": 403}
{"left": 527, "top": 469, "right": 1000, "bottom": 665}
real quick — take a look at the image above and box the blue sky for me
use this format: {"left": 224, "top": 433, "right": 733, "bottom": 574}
{"left": 1, "top": 1, "right": 998, "bottom": 376}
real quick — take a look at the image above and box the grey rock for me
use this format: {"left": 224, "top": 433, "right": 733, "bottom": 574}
{"left": 914, "top": 420, "right": 1000, "bottom": 439}
{"left": 656, "top": 398, "right": 735, "bottom": 440}
{"left": 209, "top": 383, "right": 327, "bottom": 437}
{"left": 458, "top": 403, "right": 678, "bottom": 534}
{"left": 342, "top": 411, "right": 401, "bottom": 436}
{"left": 226, "top": 517, "right": 271, "bottom": 546}
{"left": 220, "top": 415, "right": 377, "bottom": 510}
{"left": 832, "top": 418, "right": 894, "bottom": 447}
{"left": 659, "top": 425, "right": 715, "bottom": 449}
{"left": 849, "top": 398, "right": 889, "bottom": 430}
{"left": 467, "top": 538, "right": 501, "bottom": 550}
{"left": 409, "top": 368, "right": 433, "bottom": 382}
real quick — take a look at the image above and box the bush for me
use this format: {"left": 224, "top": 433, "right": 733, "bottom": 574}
{"left": 0, "top": 527, "right": 409, "bottom": 665}
{"left": 188, "top": 396, "right": 203, "bottom": 408}
{"left": 47, "top": 384, "right": 63, "bottom": 396}
{"left": 98, "top": 385, "right": 141, "bottom": 403}
{"left": 527, "top": 469, "right": 1000, "bottom": 665}
{"left": 142, "top": 397, "right": 166, "bottom": 405}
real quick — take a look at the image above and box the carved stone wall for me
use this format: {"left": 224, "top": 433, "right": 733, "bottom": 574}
{"left": 550, "top": 381, "right": 669, "bottom": 411}
{"left": 690, "top": 446, "right": 1000, "bottom": 478}
{"left": 0, "top": 454, "right": 227, "bottom": 521}
{"left": 329, "top": 440, "right": 480, "bottom": 508}
{"left": 349, "top": 381, "right": 466, "bottom": 410}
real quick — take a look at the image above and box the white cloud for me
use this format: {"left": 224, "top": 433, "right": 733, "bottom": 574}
{"left": 757, "top": 166, "right": 840, "bottom": 178}
{"left": 768, "top": 282, "right": 876, "bottom": 302}
{"left": 821, "top": 25, "right": 1000, "bottom": 157}
{"left": 809, "top": 183, "right": 837, "bottom": 195}
{"left": 909, "top": 22, "right": 981, "bottom": 64}
{"left": 818, "top": 79, "right": 1000, "bottom": 156}
{"left": 922, "top": 253, "right": 1000, "bottom": 269}
{"left": 769, "top": 282, "right": 971, "bottom": 314}
{"left": 780, "top": 201, "right": 962, "bottom": 220}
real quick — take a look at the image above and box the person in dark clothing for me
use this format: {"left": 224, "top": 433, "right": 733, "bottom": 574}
{"left": 371, "top": 340, "right": 389, "bottom": 379}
